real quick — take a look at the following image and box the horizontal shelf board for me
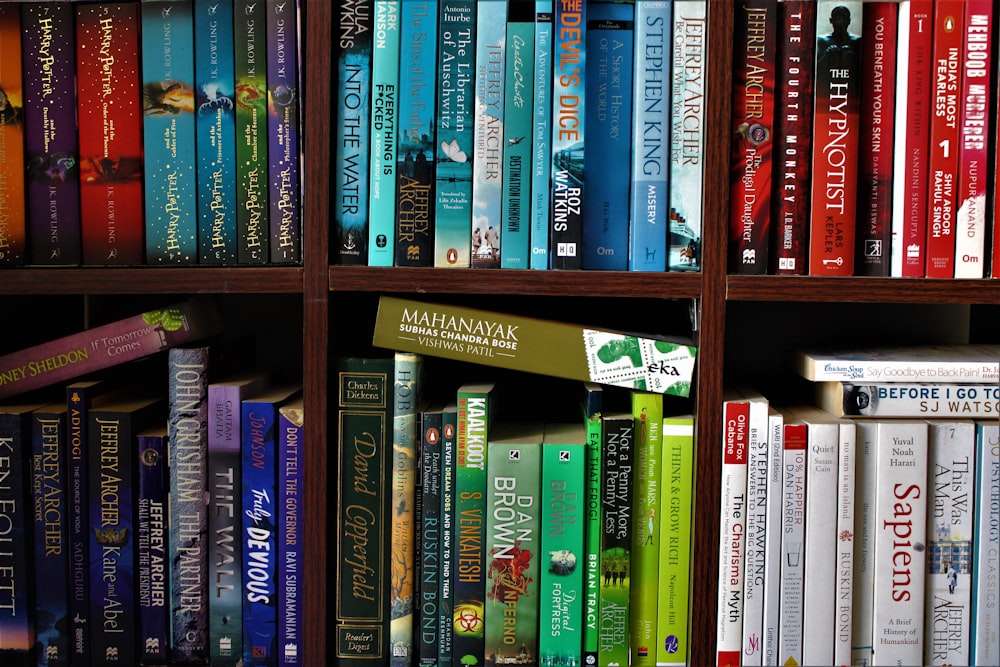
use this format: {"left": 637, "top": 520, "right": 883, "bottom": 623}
{"left": 329, "top": 266, "right": 703, "bottom": 298}
{"left": 0, "top": 268, "right": 304, "bottom": 295}
{"left": 727, "top": 275, "right": 1000, "bottom": 304}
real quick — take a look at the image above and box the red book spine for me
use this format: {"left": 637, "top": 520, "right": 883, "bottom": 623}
{"left": 729, "top": 0, "right": 777, "bottom": 275}
{"left": 0, "top": 5, "right": 26, "bottom": 266}
{"left": 769, "top": 0, "right": 816, "bottom": 275}
{"left": 924, "top": 0, "right": 965, "bottom": 278}
{"left": 855, "top": 2, "right": 898, "bottom": 276}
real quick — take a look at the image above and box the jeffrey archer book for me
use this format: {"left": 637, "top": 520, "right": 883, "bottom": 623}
{"left": 137, "top": 425, "right": 170, "bottom": 665}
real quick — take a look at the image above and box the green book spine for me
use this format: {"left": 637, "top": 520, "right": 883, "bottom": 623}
{"left": 438, "top": 403, "right": 458, "bottom": 666}
{"left": 582, "top": 383, "right": 603, "bottom": 665}
{"left": 656, "top": 415, "right": 695, "bottom": 666}
{"left": 539, "top": 423, "right": 587, "bottom": 667}
{"left": 235, "top": 0, "right": 269, "bottom": 263}
{"left": 368, "top": 0, "right": 401, "bottom": 266}
{"left": 599, "top": 412, "right": 635, "bottom": 667}
{"left": 630, "top": 391, "right": 664, "bottom": 667}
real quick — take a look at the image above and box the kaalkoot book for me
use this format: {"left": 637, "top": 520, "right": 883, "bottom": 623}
{"left": 0, "top": 5, "right": 25, "bottom": 267}
{"left": 0, "top": 297, "right": 223, "bottom": 400}
{"left": 235, "top": 0, "right": 269, "bottom": 264}
{"left": 817, "top": 381, "right": 1000, "bottom": 418}
{"left": 795, "top": 344, "right": 1000, "bottom": 383}
{"left": 373, "top": 296, "right": 697, "bottom": 396}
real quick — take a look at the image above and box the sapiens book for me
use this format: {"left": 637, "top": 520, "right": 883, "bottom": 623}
{"left": 484, "top": 422, "right": 542, "bottom": 666}
{"left": 21, "top": 1, "right": 81, "bottom": 266}
{"left": 538, "top": 422, "right": 586, "bottom": 667}
{"left": 581, "top": 383, "right": 602, "bottom": 666}
{"left": 728, "top": 0, "right": 776, "bottom": 275}
{"left": 817, "top": 381, "right": 1000, "bottom": 418}
{"left": 971, "top": 420, "right": 999, "bottom": 666}
{"left": 759, "top": 408, "right": 783, "bottom": 667}
{"left": 416, "top": 405, "right": 443, "bottom": 666}
{"left": 0, "top": 296, "right": 223, "bottom": 400}
{"left": 668, "top": 0, "right": 706, "bottom": 274}
{"left": 549, "top": 0, "right": 586, "bottom": 270}
{"left": 141, "top": 0, "right": 199, "bottom": 265}
{"left": 529, "top": 0, "right": 553, "bottom": 270}
{"left": 0, "top": 5, "right": 26, "bottom": 267}
{"left": 629, "top": 391, "right": 662, "bottom": 667}
{"left": 582, "top": 0, "right": 634, "bottom": 272}
{"left": 394, "top": 0, "right": 439, "bottom": 267}
{"left": 368, "top": 0, "right": 402, "bottom": 267}
{"left": 334, "top": 0, "right": 374, "bottom": 265}
{"left": 433, "top": 0, "right": 477, "bottom": 268}
{"left": 736, "top": 391, "right": 769, "bottom": 667}
{"left": 136, "top": 425, "right": 169, "bottom": 665}
{"left": 769, "top": 0, "right": 815, "bottom": 275}
{"left": 437, "top": 402, "right": 458, "bottom": 666}
{"left": 795, "top": 344, "right": 1000, "bottom": 384}
{"left": 372, "top": 296, "right": 697, "bottom": 397}
{"left": 74, "top": 1, "right": 145, "bottom": 266}
{"left": 277, "top": 396, "right": 304, "bottom": 667}
{"left": 628, "top": 0, "right": 670, "bottom": 274}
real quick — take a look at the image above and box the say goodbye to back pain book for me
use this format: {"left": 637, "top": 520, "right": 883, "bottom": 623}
{"left": 795, "top": 344, "right": 1000, "bottom": 384}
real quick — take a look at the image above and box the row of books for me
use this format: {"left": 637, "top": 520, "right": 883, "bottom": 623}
{"left": 729, "top": 0, "right": 1000, "bottom": 279}
{"left": 0, "top": 0, "right": 301, "bottom": 268}
{"left": 335, "top": 353, "right": 697, "bottom": 666}
{"left": 334, "top": 0, "right": 709, "bottom": 272}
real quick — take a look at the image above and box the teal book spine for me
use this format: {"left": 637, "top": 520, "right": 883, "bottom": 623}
{"left": 266, "top": 0, "right": 300, "bottom": 264}
{"left": 582, "top": 383, "right": 603, "bottom": 665}
{"left": 529, "top": 0, "right": 554, "bottom": 269}
{"left": 195, "top": 0, "right": 238, "bottom": 264}
{"left": 500, "top": 2, "right": 535, "bottom": 269}
{"left": 628, "top": 0, "right": 671, "bottom": 272}
{"left": 141, "top": 0, "right": 199, "bottom": 264}
{"left": 438, "top": 403, "right": 458, "bottom": 666}
{"left": 235, "top": 0, "right": 269, "bottom": 264}
{"left": 368, "top": 0, "right": 401, "bottom": 267}
{"left": 433, "top": 0, "right": 477, "bottom": 267}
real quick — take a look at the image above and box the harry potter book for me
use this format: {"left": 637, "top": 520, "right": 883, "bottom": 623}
{"left": 0, "top": 5, "right": 25, "bottom": 267}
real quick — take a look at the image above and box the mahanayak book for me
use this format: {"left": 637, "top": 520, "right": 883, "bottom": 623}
{"left": 372, "top": 296, "right": 696, "bottom": 396}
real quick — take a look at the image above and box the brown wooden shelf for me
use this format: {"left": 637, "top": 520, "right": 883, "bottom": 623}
{"left": 0, "top": 267, "right": 304, "bottom": 295}
{"left": 726, "top": 275, "right": 1000, "bottom": 304}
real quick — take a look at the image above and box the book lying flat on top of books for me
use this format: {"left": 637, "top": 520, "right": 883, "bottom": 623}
{"left": 795, "top": 344, "right": 1000, "bottom": 383}
{"left": 372, "top": 296, "right": 697, "bottom": 396}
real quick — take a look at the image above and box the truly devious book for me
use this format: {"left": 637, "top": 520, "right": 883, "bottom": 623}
{"left": 795, "top": 344, "right": 1000, "bottom": 384}
{"left": 817, "top": 381, "right": 1000, "bottom": 418}
{"left": 0, "top": 5, "right": 26, "bottom": 267}
{"left": 367, "top": 0, "right": 401, "bottom": 268}
{"left": 373, "top": 296, "right": 697, "bottom": 397}
{"left": 278, "top": 397, "right": 304, "bottom": 667}
{"left": 136, "top": 425, "right": 170, "bottom": 665}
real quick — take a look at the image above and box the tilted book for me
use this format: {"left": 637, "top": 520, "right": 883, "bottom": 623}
{"left": 795, "top": 344, "right": 1000, "bottom": 384}
{"left": 971, "top": 421, "right": 999, "bottom": 666}
{"left": 136, "top": 425, "right": 170, "bottom": 664}
{"left": 0, "top": 6, "right": 26, "bottom": 267}
{"left": 817, "top": 381, "right": 1000, "bottom": 418}
{"left": 373, "top": 296, "right": 697, "bottom": 396}
{"left": 278, "top": 397, "right": 304, "bottom": 667}
{"left": 0, "top": 296, "right": 223, "bottom": 400}
{"left": 368, "top": 0, "right": 401, "bottom": 267}
{"left": 529, "top": 0, "right": 554, "bottom": 270}
{"left": 630, "top": 391, "right": 663, "bottom": 667}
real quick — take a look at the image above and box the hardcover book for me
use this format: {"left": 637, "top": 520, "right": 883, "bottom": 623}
{"left": 630, "top": 391, "right": 663, "bottom": 667}
{"left": 136, "top": 425, "right": 170, "bottom": 665}
{"left": 776, "top": 415, "right": 807, "bottom": 667}
{"left": 971, "top": 420, "right": 999, "bottom": 665}
{"left": 0, "top": 297, "right": 223, "bottom": 400}
{"left": 529, "top": 0, "right": 554, "bottom": 270}
{"left": 437, "top": 403, "right": 458, "bottom": 666}
{"left": 581, "top": 383, "right": 602, "bottom": 666}
{"left": 75, "top": 1, "right": 145, "bottom": 266}
{"left": 817, "top": 381, "right": 1000, "bottom": 418}
{"left": 373, "top": 296, "right": 697, "bottom": 396}
{"left": 417, "top": 405, "right": 444, "bottom": 666}
{"left": 370, "top": 0, "right": 402, "bottom": 268}
{"left": 21, "top": 2, "right": 81, "bottom": 266}
{"left": 0, "top": 6, "right": 25, "bottom": 267}
{"left": 796, "top": 344, "right": 1000, "bottom": 384}
{"left": 278, "top": 397, "right": 304, "bottom": 667}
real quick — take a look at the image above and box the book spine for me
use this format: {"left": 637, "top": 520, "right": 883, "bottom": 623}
{"left": 74, "top": 2, "right": 144, "bottom": 266}
{"left": 971, "top": 421, "right": 999, "bottom": 666}
{"left": 334, "top": 0, "right": 374, "bottom": 265}
{"left": 394, "top": 0, "right": 439, "bottom": 267}
{"left": 855, "top": 1, "right": 898, "bottom": 277}
{"left": 368, "top": 0, "right": 401, "bottom": 267}
{"left": 529, "top": 0, "right": 554, "bottom": 270}
{"left": 437, "top": 404, "right": 458, "bottom": 666}
{"left": 769, "top": 0, "right": 815, "bottom": 275}
{"left": 777, "top": 421, "right": 807, "bottom": 666}
{"left": 0, "top": 410, "right": 36, "bottom": 665}
{"left": 954, "top": 0, "right": 993, "bottom": 278}
{"left": 630, "top": 393, "right": 663, "bottom": 667}
{"left": 924, "top": 420, "right": 976, "bottom": 666}
{"left": 581, "top": 0, "right": 633, "bottom": 271}
{"left": 760, "top": 409, "right": 783, "bottom": 666}
{"left": 0, "top": 6, "right": 26, "bottom": 267}
{"left": 582, "top": 387, "right": 602, "bottom": 666}
{"left": 433, "top": 0, "right": 476, "bottom": 268}
{"left": 628, "top": 0, "right": 670, "bottom": 274}
{"left": 668, "top": 0, "right": 706, "bottom": 274}
{"left": 417, "top": 408, "right": 443, "bottom": 666}
{"left": 278, "top": 399, "right": 304, "bottom": 667}
{"left": 833, "top": 421, "right": 856, "bottom": 667}
{"left": 194, "top": 0, "right": 238, "bottom": 264}
{"left": 852, "top": 420, "right": 878, "bottom": 667}
{"left": 924, "top": 0, "right": 965, "bottom": 278}
{"left": 137, "top": 430, "right": 170, "bottom": 664}
{"left": 469, "top": 0, "right": 507, "bottom": 269}
{"left": 740, "top": 397, "right": 768, "bottom": 666}
{"left": 141, "top": 0, "right": 199, "bottom": 264}
{"left": 21, "top": 2, "right": 81, "bottom": 266}
{"left": 500, "top": 12, "right": 535, "bottom": 270}
{"left": 716, "top": 399, "right": 749, "bottom": 666}
{"left": 266, "top": 0, "right": 301, "bottom": 264}
{"left": 822, "top": 381, "right": 1000, "bottom": 418}
{"left": 797, "top": 348, "right": 1000, "bottom": 384}
{"left": 549, "top": 0, "right": 586, "bottom": 270}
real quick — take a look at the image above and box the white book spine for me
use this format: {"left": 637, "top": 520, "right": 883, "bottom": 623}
{"left": 716, "top": 398, "right": 750, "bottom": 667}
{"left": 819, "top": 381, "right": 1000, "bottom": 418}
{"left": 761, "top": 408, "right": 784, "bottom": 666}
{"left": 834, "top": 420, "right": 857, "bottom": 667}
{"left": 740, "top": 395, "right": 769, "bottom": 666}
{"left": 851, "top": 420, "right": 878, "bottom": 667}
{"left": 971, "top": 421, "right": 999, "bottom": 666}
{"left": 778, "top": 420, "right": 807, "bottom": 666}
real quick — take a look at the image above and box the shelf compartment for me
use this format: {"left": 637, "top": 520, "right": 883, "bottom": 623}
{"left": 0, "top": 267, "right": 304, "bottom": 295}
{"left": 727, "top": 275, "right": 1000, "bottom": 304}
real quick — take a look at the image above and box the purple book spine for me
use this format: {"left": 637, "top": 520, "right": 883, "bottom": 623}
{"left": 137, "top": 429, "right": 170, "bottom": 663}
{"left": 266, "top": 0, "right": 301, "bottom": 263}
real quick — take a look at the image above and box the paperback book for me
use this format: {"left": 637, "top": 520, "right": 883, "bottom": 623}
{"left": 777, "top": 415, "right": 807, "bottom": 666}
{"left": 438, "top": 403, "right": 458, "bottom": 666}
{"left": 795, "top": 344, "right": 1000, "bottom": 383}
{"left": 581, "top": 383, "right": 602, "bottom": 666}
{"left": 278, "top": 397, "right": 304, "bottom": 667}
{"left": 417, "top": 405, "right": 444, "bottom": 666}
{"left": 529, "top": 0, "right": 554, "bottom": 270}
{"left": 971, "top": 421, "right": 999, "bottom": 665}
{"left": 817, "top": 381, "right": 1000, "bottom": 418}
{"left": 136, "top": 425, "right": 169, "bottom": 665}
{"left": 737, "top": 391, "right": 769, "bottom": 667}
{"left": 368, "top": 0, "right": 401, "bottom": 267}
{"left": 0, "top": 6, "right": 25, "bottom": 266}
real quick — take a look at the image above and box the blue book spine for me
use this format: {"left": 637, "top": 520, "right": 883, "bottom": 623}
{"left": 266, "top": 0, "right": 301, "bottom": 264}
{"left": 582, "top": 0, "right": 634, "bottom": 270}
{"left": 437, "top": 404, "right": 458, "bottom": 666}
{"left": 529, "top": 0, "right": 554, "bottom": 269}
{"left": 277, "top": 399, "right": 304, "bottom": 667}
{"left": 235, "top": 0, "right": 269, "bottom": 264}
{"left": 500, "top": 6, "right": 535, "bottom": 269}
{"left": 550, "top": 0, "right": 586, "bottom": 269}
{"left": 628, "top": 0, "right": 671, "bottom": 272}
{"left": 141, "top": 0, "right": 199, "bottom": 264}
{"left": 368, "top": 0, "right": 401, "bottom": 267}
{"left": 394, "top": 0, "right": 439, "bottom": 267}
{"left": 194, "top": 0, "right": 238, "bottom": 264}
{"left": 31, "top": 405, "right": 71, "bottom": 667}
{"left": 433, "top": 0, "right": 477, "bottom": 267}
{"left": 137, "top": 428, "right": 170, "bottom": 664}
{"left": 335, "top": 0, "right": 374, "bottom": 264}
{"left": 417, "top": 407, "right": 443, "bottom": 666}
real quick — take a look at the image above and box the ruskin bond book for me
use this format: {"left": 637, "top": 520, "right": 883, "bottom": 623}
{"left": 629, "top": 391, "right": 662, "bottom": 667}
{"left": 278, "top": 397, "right": 305, "bottom": 667}
{"left": 716, "top": 394, "right": 749, "bottom": 667}
{"left": 0, "top": 5, "right": 25, "bottom": 267}
{"left": 21, "top": 2, "right": 81, "bottom": 266}
{"left": 75, "top": 2, "right": 145, "bottom": 266}
{"left": 529, "top": 0, "right": 553, "bottom": 270}
{"left": 832, "top": 413, "right": 859, "bottom": 667}
{"left": 0, "top": 297, "right": 223, "bottom": 400}
{"left": 417, "top": 405, "right": 443, "bottom": 666}
{"left": 235, "top": 0, "right": 269, "bottom": 264}
{"left": 137, "top": 425, "right": 169, "bottom": 665}
{"left": 141, "top": 0, "right": 198, "bottom": 265}
{"left": 728, "top": 0, "right": 776, "bottom": 275}
{"left": 368, "top": 0, "right": 401, "bottom": 268}
{"left": 769, "top": 0, "right": 815, "bottom": 275}
{"left": 581, "top": 382, "right": 602, "bottom": 667}
{"left": 817, "top": 381, "right": 1000, "bottom": 418}
{"left": 438, "top": 403, "right": 458, "bottom": 666}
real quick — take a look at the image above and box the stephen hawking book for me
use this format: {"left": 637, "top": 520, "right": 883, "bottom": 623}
{"left": 760, "top": 408, "right": 783, "bottom": 666}
{"left": 737, "top": 391, "right": 769, "bottom": 667}
{"left": 266, "top": 0, "right": 301, "bottom": 264}
{"left": 529, "top": 0, "right": 554, "bottom": 270}
{"left": 373, "top": 296, "right": 697, "bottom": 396}
{"left": 816, "top": 381, "right": 1000, "bottom": 418}
{"left": 582, "top": 0, "right": 634, "bottom": 271}
{"left": 368, "top": 0, "right": 401, "bottom": 268}
{"left": 0, "top": 6, "right": 25, "bottom": 267}
{"left": 278, "top": 397, "right": 304, "bottom": 667}
{"left": 141, "top": 0, "right": 199, "bottom": 265}
{"left": 194, "top": 0, "right": 238, "bottom": 264}
{"left": 795, "top": 343, "right": 1000, "bottom": 384}
{"left": 716, "top": 393, "right": 749, "bottom": 667}
{"left": 0, "top": 297, "right": 223, "bottom": 400}
{"left": 549, "top": 0, "right": 586, "bottom": 270}
{"left": 137, "top": 425, "right": 169, "bottom": 665}
{"left": 21, "top": 2, "right": 81, "bottom": 266}
{"left": 74, "top": 2, "right": 145, "bottom": 266}
{"left": 971, "top": 421, "right": 999, "bottom": 666}
{"left": 335, "top": 0, "right": 374, "bottom": 265}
